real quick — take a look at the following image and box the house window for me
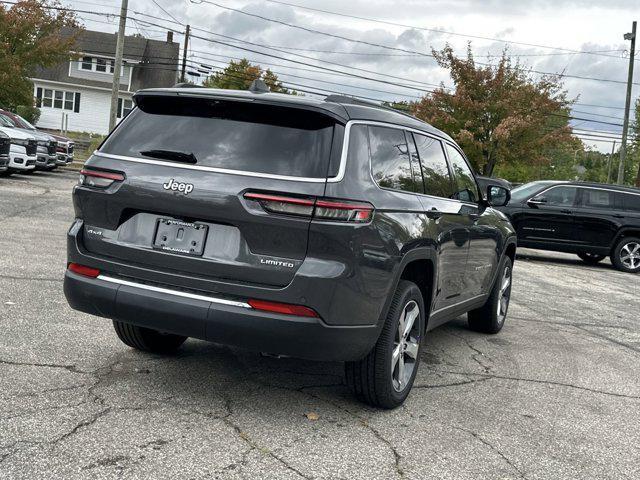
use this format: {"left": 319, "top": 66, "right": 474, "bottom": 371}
{"left": 79, "top": 56, "right": 123, "bottom": 75}
{"left": 117, "top": 98, "right": 133, "bottom": 118}
{"left": 36, "top": 88, "right": 80, "bottom": 113}
{"left": 81, "top": 56, "right": 93, "bottom": 70}
{"left": 96, "top": 58, "right": 107, "bottom": 72}
{"left": 54, "top": 91, "right": 64, "bottom": 109}
{"left": 64, "top": 91, "right": 75, "bottom": 111}
{"left": 42, "top": 89, "right": 53, "bottom": 108}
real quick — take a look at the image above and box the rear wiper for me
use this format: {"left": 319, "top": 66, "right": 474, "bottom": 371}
{"left": 140, "top": 149, "right": 197, "bottom": 164}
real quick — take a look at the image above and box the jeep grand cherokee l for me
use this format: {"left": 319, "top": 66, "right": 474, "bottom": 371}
{"left": 498, "top": 180, "right": 640, "bottom": 273}
{"left": 64, "top": 88, "right": 516, "bottom": 408}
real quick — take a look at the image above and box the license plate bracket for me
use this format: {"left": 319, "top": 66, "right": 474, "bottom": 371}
{"left": 153, "top": 218, "right": 208, "bottom": 256}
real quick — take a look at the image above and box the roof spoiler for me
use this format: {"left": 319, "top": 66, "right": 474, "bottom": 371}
{"left": 324, "top": 95, "right": 415, "bottom": 118}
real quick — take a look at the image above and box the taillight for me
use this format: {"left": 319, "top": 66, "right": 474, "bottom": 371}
{"left": 248, "top": 299, "right": 319, "bottom": 318}
{"left": 314, "top": 199, "right": 373, "bottom": 223}
{"left": 244, "top": 193, "right": 373, "bottom": 223}
{"left": 244, "top": 192, "right": 315, "bottom": 216}
{"left": 68, "top": 263, "right": 100, "bottom": 278}
{"left": 79, "top": 169, "right": 125, "bottom": 188}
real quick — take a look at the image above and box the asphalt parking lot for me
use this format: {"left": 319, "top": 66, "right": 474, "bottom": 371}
{"left": 1, "top": 170, "right": 639, "bottom": 480}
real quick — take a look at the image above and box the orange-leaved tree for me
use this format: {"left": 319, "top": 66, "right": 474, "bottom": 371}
{"left": 413, "top": 45, "right": 575, "bottom": 177}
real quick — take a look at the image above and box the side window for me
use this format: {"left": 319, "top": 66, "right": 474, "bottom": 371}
{"left": 541, "top": 186, "right": 577, "bottom": 206}
{"left": 413, "top": 134, "right": 454, "bottom": 199}
{"left": 406, "top": 132, "right": 424, "bottom": 193}
{"left": 582, "top": 189, "right": 614, "bottom": 209}
{"left": 369, "top": 126, "right": 417, "bottom": 193}
{"left": 622, "top": 193, "right": 640, "bottom": 213}
{"left": 445, "top": 144, "right": 479, "bottom": 203}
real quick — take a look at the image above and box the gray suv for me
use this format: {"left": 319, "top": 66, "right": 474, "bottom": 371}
{"left": 64, "top": 88, "right": 516, "bottom": 407}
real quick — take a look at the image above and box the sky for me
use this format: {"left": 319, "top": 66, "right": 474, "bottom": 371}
{"left": 67, "top": 0, "right": 639, "bottom": 152}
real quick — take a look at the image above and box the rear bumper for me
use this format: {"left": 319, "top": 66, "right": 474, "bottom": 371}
{"left": 64, "top": 270, "right": 379, "bottom": 361}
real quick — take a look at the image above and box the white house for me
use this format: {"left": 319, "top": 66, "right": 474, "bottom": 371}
{"left": 31, "top": 28, "right": 179, "bottom": 135}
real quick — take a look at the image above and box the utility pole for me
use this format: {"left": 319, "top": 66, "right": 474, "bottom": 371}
{"left": 617, "top": 20, "right": 636, "bottom": 185}
{"left": 607, "top": 141, "right": 616, "bottom": 183}
{"left": 108, "top": 0, "right": 128, "bottom": 132}
{"left": 181, "top": 25, "right": 190, "bottom": 83}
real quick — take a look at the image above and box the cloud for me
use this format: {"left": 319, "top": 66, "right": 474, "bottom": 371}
{"left": 69, "top": 0, "right": 639, "bottom": 151}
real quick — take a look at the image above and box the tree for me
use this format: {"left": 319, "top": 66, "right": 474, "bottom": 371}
{"left": 203, "top": 59, "right": 294, "bottom": 94}
{"left": 0, "top": 0, "right": 79, "bottom": 109}
{"left": 413, "top": 45, "right": 576, "bottom": 177}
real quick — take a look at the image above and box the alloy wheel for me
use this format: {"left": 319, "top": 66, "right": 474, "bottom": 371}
{"left": 620, "top": 241, "right": 640, "bottom": 270}
{"left": 392, "top": 300, "right": 420, "bottom": 392}
{"left": 497, "top": 265, "right": 512, "bottom": 324}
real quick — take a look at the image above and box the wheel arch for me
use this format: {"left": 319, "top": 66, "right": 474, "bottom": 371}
{"left": 610, "top": 228, "right": 640, "bottom": 254}
{"left": 382, "top": 248, "right": 437, "bottom": 332}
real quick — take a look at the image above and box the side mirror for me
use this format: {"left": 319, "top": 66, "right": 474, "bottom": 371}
{"left": 527, "top": 196, "right": 547, "bottom": 207}
{"left": 487, "top": 185, "right": 510, "bottom": 207}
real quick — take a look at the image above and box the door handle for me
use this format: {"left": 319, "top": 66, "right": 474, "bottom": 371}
{"left": 560, "top": 209, "right": 573, "bottom": 214}
{"left": 426, "top": 208, "right": 443, "bottom": 219}
{"left": 613, "top": 214, "right": 625, "bottom": 219}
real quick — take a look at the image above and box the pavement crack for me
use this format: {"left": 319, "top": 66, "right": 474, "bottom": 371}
{"left": 457, "top": 427, "right": 527, "bottom": 479}
{"left": 0, "top": 358, "right": 89, "bottom": 375}
{"left": 413, "top": 377, "right": 492, "bottom": 389}
{"left": 221, "top": 397, "right": 313, "bottom": 480}
{"left": 448, "top": 332, "right": 493, "bottom": 372}
{"left": 435, "top": 369, "right": 640, "bottom": 399}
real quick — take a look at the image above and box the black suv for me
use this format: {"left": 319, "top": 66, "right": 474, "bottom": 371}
{"left": 64, "top": 88, "right": 516, "bottom": 407}
{"left": 498, "top": 180, "right": 640, "bottom": 273}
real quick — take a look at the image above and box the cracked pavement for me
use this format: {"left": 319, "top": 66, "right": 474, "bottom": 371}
{"left": 1, "top": 171, "right": 639, "bottom": 479}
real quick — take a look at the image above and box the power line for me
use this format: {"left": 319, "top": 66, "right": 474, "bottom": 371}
{"left": 257, "top": 0, "right": 640, "bottom": 62}
{"left": 193, "top": 0, "right": 640, "bottom": 86}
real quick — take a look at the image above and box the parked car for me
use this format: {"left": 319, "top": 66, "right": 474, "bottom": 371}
{"left": 0, "top": 116, "right": 37, "bottom": 173}
{"left": 63, "top": 88, "right": 516, "bottom": 408}
{"left": 0, "top": 112, "right": 57, "bottom": 171}
{"left": 0, "top": 109, "right": 74, "bottom": 166}
{"left": 0, "top": 131, "right": 10, "bottom": 173}
{"left": 497, "top": 180, "right": 640, "bottom": 273}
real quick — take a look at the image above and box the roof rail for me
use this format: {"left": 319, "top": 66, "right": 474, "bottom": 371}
{"left": 324, "top": 95, "right": 416, "bottom": 120}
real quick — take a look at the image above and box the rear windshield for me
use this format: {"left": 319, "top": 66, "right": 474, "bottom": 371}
{"left": 99, "top": 96, "right": 337, "bottom": 178}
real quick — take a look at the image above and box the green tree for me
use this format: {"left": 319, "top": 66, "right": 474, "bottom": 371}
{"left": 413, "top": 45, "right": 576, "bottom": 178}
{"left": 0, "top": 0, "right": 79, "bottom": 109}
{"left": 203, "top": 59, "right": 293, "bottom": 94}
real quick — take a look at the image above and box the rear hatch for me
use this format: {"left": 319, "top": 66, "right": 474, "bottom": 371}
{"left": 75, "top": 93, "right": 345, "bottom": 288}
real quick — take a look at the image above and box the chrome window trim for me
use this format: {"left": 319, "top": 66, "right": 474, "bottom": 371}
{"left": 92, "top": 151, "right": 328, "bottom": 183}
{"left": 97, "top": 275, "right": 251, "bottom": 309}
{"left": 528, "top": 184, "right": 640, "bottom": 201}
{"left": 330, "top": 120, "right": 449, "bottom": 184}
{"left": 352, "top": 120, "right": 479, "bottom": 208}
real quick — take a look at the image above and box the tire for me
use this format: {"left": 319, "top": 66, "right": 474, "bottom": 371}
{"left": 112, "top": 320, "right": 187, "bottom": 354}
{"left": 611, "top": 237, "right": 640, "bottom": 274}
{"left": 577, "top": 252, "right": 606, "bottom": 265}
{"left": 468, "top": 256, "right": 513, "bottom": 334}
{"left": 345, "top": 280, "right": 425, "bottom": 409}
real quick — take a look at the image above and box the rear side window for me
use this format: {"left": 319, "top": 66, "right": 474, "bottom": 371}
{"left": 622, "top": 193, "right": 640, "bottom": 212}
{"left": 413, "top": 134, "right": 453, "bottom": 199}
{"left": 369, "top": 126, "right": 418, "bottom": 193}
{"left": 582, "top": 189, "right": 614, "bottom": 209}
{"left": 100, "top": 97, "right": 337, "bottom": 178}
{"left": 445, "top": 144, "right": 479, "bottom": 203}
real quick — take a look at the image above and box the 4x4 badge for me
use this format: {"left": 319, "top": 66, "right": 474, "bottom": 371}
{"left": 163, "top": 179, "right": 194, "bottom": 195}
